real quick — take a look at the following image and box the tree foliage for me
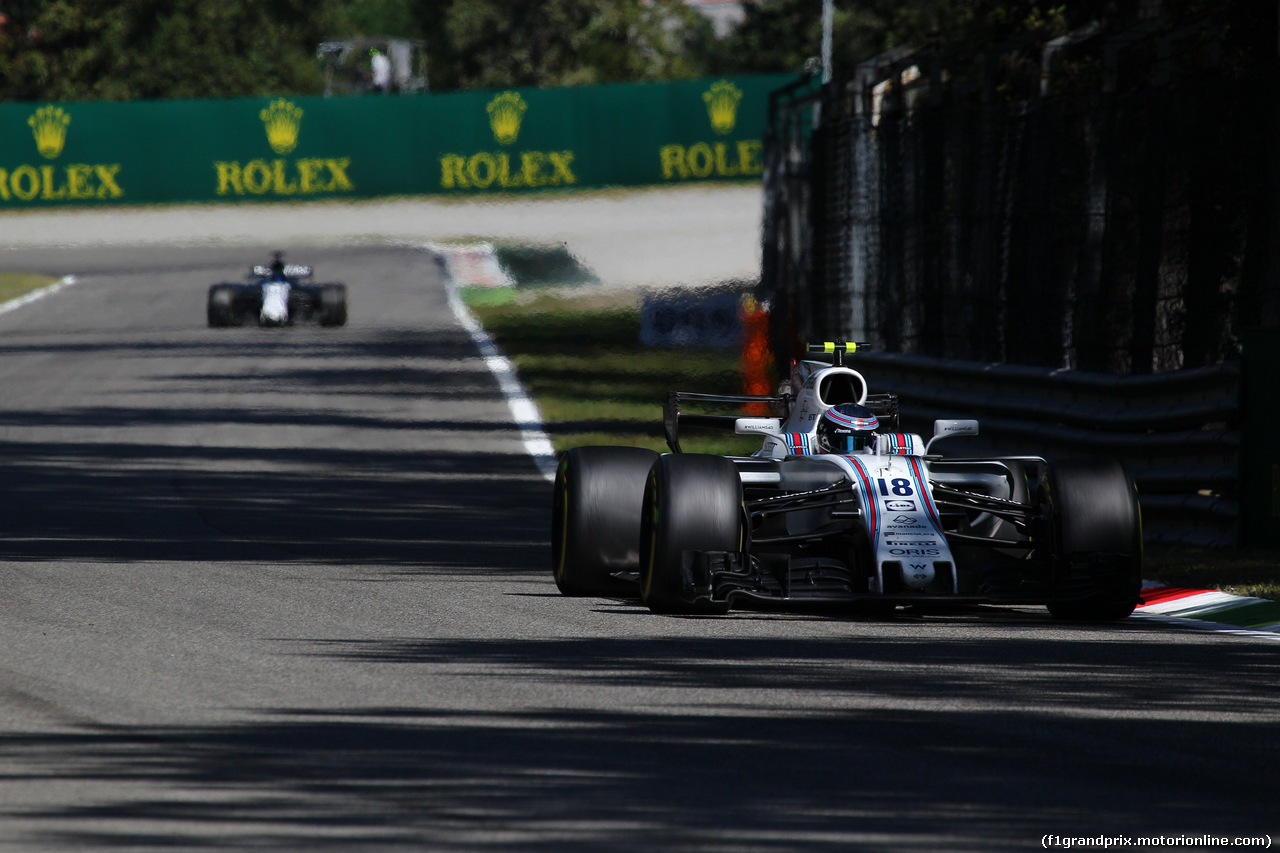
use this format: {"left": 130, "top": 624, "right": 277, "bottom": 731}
{"left": 708, "top": 0, "right": 1274, "bottom": 77}
{"left": 341, "top": 0, "right": 419, "bottom": 38}
{"left": 0, "top": 0, "right": 1270, "bottom": 101}
{"left": 0, "top": 0, "right": 345, "bottom": 101}
{"left": 411, "top": 0, "right": 714, "bottom": 90}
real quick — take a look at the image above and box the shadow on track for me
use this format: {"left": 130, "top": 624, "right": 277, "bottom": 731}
{"left": 3, "top": 631, "right": 1278, "bottom": 849}
{"left": 0, "top": 326, "right": 549, "bottom": 572}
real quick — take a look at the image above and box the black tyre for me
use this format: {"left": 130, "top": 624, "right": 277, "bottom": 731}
{"left": 318, "top": 284, "right": 348, "bottom": 327}
{"left": 207, "top": 285, "right": 237, "bottom": 327}
{"left": 552, "top": 446, "right": 658, "bottom": 596}
{"left": 1042, "top": 458, "right": 1143, "bottom": 621}
{"left": 639, "top": 454, "right": 743, "bottom": 614}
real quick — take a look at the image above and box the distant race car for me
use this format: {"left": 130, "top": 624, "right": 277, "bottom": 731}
{"left": 552, "top": 340, "right": 1143, "bottom": 621}
{"left": 207, "top": 252, "right": 347, "bottom": 327}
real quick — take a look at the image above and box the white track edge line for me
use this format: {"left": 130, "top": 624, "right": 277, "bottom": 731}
{"left": 0, "top": 275, "right": 78, "bottom": 316}
{"left": 443, "top": 278, "right": 558, "bottom": 483}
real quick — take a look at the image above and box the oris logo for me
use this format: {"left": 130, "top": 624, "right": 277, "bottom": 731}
{"left": 889, "top": 548, "right": 941, "bottom": 556}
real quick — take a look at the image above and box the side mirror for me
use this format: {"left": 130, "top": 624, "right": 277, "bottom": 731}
{"left": 925, "top": 419, "right": 979, "bottom": 455}
{"left": 735, "top": 417, "right": 783, "bottom": 438}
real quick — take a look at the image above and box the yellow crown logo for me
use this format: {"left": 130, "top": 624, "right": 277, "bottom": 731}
{"left": 702, "top": 80, "right": 743, "bottom": 135}
{"left": 28, "top": 105, "right": 71, "bottom": 159}
{"left": 259, "top": 98, "right": 303, "bottom": 155}
{"left": 486, "top": 91, "right": 527, "bottom": 146}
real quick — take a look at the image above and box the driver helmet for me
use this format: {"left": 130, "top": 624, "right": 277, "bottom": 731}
{"left": 270, "top": 251, "right": 286, "bottom": 278}
{"left": 816, "top": 403, "right": 879, "bottom": 454}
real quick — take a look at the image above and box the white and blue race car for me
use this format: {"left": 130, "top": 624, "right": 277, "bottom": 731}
{"left": 207, "top": 252, "right": 347, "bottom": 327}
{"left": 552, "top": 341, "right": 1142, "bottom": 620}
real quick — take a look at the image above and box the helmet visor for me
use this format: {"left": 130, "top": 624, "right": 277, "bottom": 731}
{"left": 833, "top": 433, "right": 873, "bottom": 453}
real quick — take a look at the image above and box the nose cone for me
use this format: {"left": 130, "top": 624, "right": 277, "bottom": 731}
{"left": 260, "top": 282, "right": 291, "bottom": 325}
{"left": 900, "top": 561, "right": 937, "bottom": 590}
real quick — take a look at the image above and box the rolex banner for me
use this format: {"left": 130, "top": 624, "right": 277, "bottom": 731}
{"left": 0, "top": 74, "right": 792, "bottom": 208}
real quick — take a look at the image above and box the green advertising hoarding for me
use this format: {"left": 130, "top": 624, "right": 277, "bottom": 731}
{"left": 0, "top": 74, "right": 792, "bottom": 208}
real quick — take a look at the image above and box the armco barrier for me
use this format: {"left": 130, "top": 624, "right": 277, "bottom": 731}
{"left": 851, "top": 352, "right": 1241, "bottom": 546}
{"left": 0, "top": 75, "right": 790, "bottom": 208}
{"left": 1239, "top": 328, "right": 1280, "bottom": 547}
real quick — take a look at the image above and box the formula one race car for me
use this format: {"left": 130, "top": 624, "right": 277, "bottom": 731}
{"left": 552, "top": 341, "right": 1143, "bottom": 621}
{"left": 207, "top": 252, "right": 347, "bottom": 327}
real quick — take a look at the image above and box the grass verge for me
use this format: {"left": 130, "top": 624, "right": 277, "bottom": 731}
{"left": 0, "top": 273, "right": 59, "bottom": 304}
{"left": 469, "top": 286, "right": 1278, "bottom": 601}
{"left": 465, "top": 287, "right": 761, "bottom": 457}
{"left": 1142, "top": 543, "right": 1280, "bottom": 601}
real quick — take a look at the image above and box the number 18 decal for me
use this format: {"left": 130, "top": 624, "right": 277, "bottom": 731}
{"left": 877, "top": 478, "right": 914, "bottom": 497}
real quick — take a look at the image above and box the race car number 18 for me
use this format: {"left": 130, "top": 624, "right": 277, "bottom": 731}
{"left": 877, "top": 478, "right": 914, "bottom": 497}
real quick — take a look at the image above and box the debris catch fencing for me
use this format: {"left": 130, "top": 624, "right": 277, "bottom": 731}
{"left": 761, "top": 13, "right": 1280, "bottom": 545}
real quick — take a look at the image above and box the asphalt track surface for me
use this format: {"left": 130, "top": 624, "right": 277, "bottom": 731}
{"left": 0, "top": 243, "right": 1277, "bottom": 851}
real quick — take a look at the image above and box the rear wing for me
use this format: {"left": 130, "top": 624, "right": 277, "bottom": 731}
{"left": 862, "top": 393, "right": 900, "bottom": 430}
{"left": 252, "top": 264, "right": 313, "bottom": 279}
{"left": 664, "top": 391, "right": 792, "bottom": 453}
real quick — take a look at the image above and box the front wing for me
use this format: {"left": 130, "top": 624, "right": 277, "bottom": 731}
{"left": 655, "top": 455, "right": 1061, "bottom": 610}
{"left": 210, "top": 282, "right": 333, "bottom": 325}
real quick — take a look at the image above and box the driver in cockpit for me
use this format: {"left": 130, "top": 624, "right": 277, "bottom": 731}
{"left": 268, "top": 251, "right": 287, "bottom": 281}
{"left": 815, "top": 403, "right": 880, "bottom": 454}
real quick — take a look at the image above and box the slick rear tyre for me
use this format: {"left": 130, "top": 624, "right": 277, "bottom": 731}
{"left": 318, "top": 284, "right": 348, "bottom": 327}
{"left": 207, "top": 285, "right": 237, "bottom": 327}
{"left": 639, "top": 454, "right": 743, "bottom": 614}
{"left": 1043, "top": 458, "right": 1143, "bottom": 621}
{"left": 552, "top": 446, "right": 658, "bottom": 597}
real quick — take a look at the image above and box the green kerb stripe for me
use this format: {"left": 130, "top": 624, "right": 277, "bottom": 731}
{"left": 1187, "top": 600, "right": 1280, "bottom": 629}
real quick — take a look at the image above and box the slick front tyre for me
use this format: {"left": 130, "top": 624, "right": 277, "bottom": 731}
{"left": 207, "top": 285, "right": 237, "bottom": 327}
{"left": 639, "top": 454, "right": 743, "bottom": 614}
{"left": 319, "top": 284, "right": 348, "bottom": 327}
{"left": 1043, "top": 458, "right": 1143, "bottom": 621}
{"left": 552, "top": 446, "right": 658, "bottom": 597}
